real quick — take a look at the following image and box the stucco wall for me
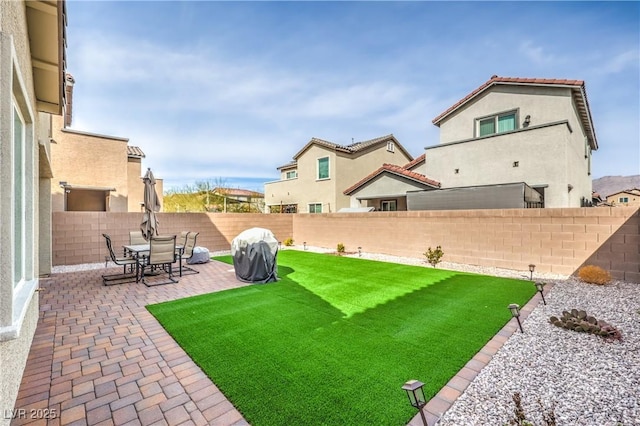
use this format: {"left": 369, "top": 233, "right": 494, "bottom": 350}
{"left": 50, "top": 116, "right": 130, "bottom": 212}
{"left": 425, "top": 123, "right": 590, "bottom": 208}
{"left": 0, "top": 296, "right": 38, "bottom": 426}
{"left": 52, "top": 207, "right": 639, "bottom": 282}
{"left": 438, "top": 85, "right": 576, "bottom": 143}
{"left": 1, "top": 2, "right": 45, "bottom": 420}
{"left": 266, "top": 142, "right": 413, "bottom": 212}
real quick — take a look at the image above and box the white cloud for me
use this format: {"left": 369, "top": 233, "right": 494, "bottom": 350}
{"left": 518, "top": 40, "right": 556, "bottom": 65}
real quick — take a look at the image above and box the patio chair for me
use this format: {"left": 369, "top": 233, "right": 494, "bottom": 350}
{"left": 176, "top": 231, "right": 190, "bottom": 247}
{"left": 178, "top": 232, "right": 200, "bottom": 276}
{"left": 140, "top": 235, "right": 178, "bottom": 286}
{"left": 129, "top": 230, "right": 147, "bottom": 245}
{"left": 102, "top": 234, "right": 139, "bottom": 285}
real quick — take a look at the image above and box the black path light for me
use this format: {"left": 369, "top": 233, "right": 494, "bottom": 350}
{"left": 508, "top": 303, "right": 524, "bottom": 333}
{"left": 534, "top": 281, "right": 547, "bottom": 305}
{"left": 401, "top": 379, "right": 428, "bottom": 426}
{"left": 528, "top": 264, "right": 536, "bottom": 281}
{"left": 358, "top": 246, "right": 362, "bottom": 257}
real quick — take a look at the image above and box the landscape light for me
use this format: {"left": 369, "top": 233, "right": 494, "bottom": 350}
{"left": 528, "top": 264, "right": 536, "bottom": 280}
{"left": 358, "top": 247, "right": 362, "bottom": 257}
{"left": 401, "top": 380, "right": 428, "bottom": 426}
{"left": 303, "top": 241, "right": 307, "bottom": 250}
{"left": 508, "top": 303, "right": 523, "bottom": 333}
{"left": 534, "top": 281, "right": 547, "bottom": 305}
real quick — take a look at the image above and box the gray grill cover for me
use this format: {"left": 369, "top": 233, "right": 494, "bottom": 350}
{"left": 231, "top": 228, "right": 278, "bottom": 283}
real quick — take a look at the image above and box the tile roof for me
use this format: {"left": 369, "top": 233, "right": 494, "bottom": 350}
{"left": 403, "top": 153, "right": 425, "bottom": 170}
{"left": 293, "top": 134, "right": 413, "bottom": 161}
{"left": 431, "top": 75, "right": 598, "bottom": 150}
{"left": 343, "top": 162, "right": 440, "bottom": 195}
{"left": 127, "top": 146, "right": 145, "bottom": 158}
{"left": 277, "top": 161, "right": 297, "bottom": 171}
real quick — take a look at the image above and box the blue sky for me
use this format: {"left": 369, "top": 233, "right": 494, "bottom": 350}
{"left": 65, "top": 1, "right": 639, "bottom": 193}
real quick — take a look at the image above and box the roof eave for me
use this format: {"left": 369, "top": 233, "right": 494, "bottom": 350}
{"left": 27, "top": 0, "right": 67, "bottom": 115}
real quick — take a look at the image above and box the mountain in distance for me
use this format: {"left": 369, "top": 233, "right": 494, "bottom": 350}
{"left": 592, "top": 175, "right": 640, "bottom": 198}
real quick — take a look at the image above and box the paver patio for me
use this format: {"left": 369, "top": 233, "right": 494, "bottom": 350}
{"left": 12, "top": 261, "right": 250, "bottom": 426}
{"left": 12, "top": 259, "right": 546, "bottom": 426}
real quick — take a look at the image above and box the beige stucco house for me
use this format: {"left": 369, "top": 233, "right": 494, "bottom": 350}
{"left": 1, "top": 0, "right": 66, "bottom": 418}
{"left": 343, "top": 154, "right": 440, "bottom": 210}
{"left": 264, "top": 134, "right": 415, "bottom": 213}
{"left": 49, "top": 78, "right": 163, "bottom": 212}
{"left": 424, "top": 76, "right": 598, "bottom": 208}
{"left": 606, "top": 189, "right": 640, "bottom": 207}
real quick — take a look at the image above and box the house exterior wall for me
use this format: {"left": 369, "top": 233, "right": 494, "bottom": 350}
{"left": 50, "top": 116, "right": 129, "bottom": 212}
{"left": 51, "top": 207, "right": 640, "bottom": 283}
{"left": 348, "top": 174, "right": 431, "bottom": 209}
{"left": 265, "top": 141, "right": 412, "bottom": 213}
{"left": 0, "top": 1, "right": 58, "bottom": 419}
{"left": 127, "top": 158, "right": 144, "bottom": 212}
{"left": 429, "top": 85, "right": 592, "bottom": 208}
{"left": 334, "top": 146, "right": 411, "bottom": 211}
{"left": 606, "top": 191, "right": 640, "bottom": 207}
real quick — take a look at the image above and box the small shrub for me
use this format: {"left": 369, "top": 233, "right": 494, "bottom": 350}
{"left": 577, "top": 265, "right": 611, "bottom": 285}
{"left": 424, "top": 245, "right": 444, "bottom": 267}
{"left": 337, "top": 243, "right": 345, "bottom": 254}
{"left": 284, "top": 237, "right": 294, "bottom": 246}
{"left": 506, "top": 392, "right": 556, "bottom": 426}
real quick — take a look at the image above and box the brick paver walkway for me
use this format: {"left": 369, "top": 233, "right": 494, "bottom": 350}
{"left": 12, "top": 261, "right": 250, "bottom": 426}
{"left": 12, "top": 260, "right": 550, "bottom": 426}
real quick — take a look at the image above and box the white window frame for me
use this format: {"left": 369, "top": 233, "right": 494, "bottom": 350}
{"left": 317, "top": 156, "right": 330, "bottom": 180}
{"left": 381, "top": 200, "right": 397, "bottom": 211}
{"left": 285, "top": 170, "right": 297, "bottom": 180}
{"left": 387, "top": 141, "right": 395, "bottom": 153}
{"left": 476, "top": 109, "right": 518, "bottom": 137}
{"left": 308, "top": 203, "right": 322, "bottom": 213}
{"left": 619, "top": 197, "right": 629, "bottom": 203}
{"left": 0, "top": 34, "right": 38, "bottom": 341}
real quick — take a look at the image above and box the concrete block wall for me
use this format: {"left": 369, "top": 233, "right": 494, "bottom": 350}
{"left": 52, "top": 212, "right": 293, "bottom": 266}
{"left": 52, "top": 207, "right": 639, "bottom": 282}
{"left": 292, "top": 207, "right": 640, "bottom": 282}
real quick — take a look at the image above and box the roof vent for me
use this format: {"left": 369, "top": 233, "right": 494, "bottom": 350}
{"left": 491, "top": 74, "right": 498, "bottom": 79}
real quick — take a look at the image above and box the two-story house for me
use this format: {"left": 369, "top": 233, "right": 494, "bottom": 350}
{"left": 424, "top": 76, "right": 598, "bottom": 208}
{"left": 1, "top": 0, "right": 66, "bottom": 414}
{"left": 606, "top": 189, "right": 640, "bottom": 207}
{"left": 265, "top": 134, "right": 415, "bottom": 213}
{"left": 49, "top": 75, "right": 163, "bottom": 212}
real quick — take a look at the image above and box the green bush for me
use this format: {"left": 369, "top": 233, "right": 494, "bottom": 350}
{"left": 424, "top": 245, "right": 444, "bottom": 267}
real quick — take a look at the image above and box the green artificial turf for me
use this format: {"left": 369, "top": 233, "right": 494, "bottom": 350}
{"left": 147, "top": 251, "right": 536, "bottom": 425}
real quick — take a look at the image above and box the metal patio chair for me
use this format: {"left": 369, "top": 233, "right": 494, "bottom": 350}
{"left": 140, "top": 235, "right": 178, "bottom": 286}
{"left": 102, "top": 234, "right": 139, "bottom": 285}
{"left": 178, "top": 232, "right": 200, "bottom": 276}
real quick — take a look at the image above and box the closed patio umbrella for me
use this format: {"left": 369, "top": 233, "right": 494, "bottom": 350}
{"left": 141, "top": 168, "right": 161, "bottom": 241}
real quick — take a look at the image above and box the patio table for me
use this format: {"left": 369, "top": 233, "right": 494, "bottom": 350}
{"left": 123, "top": 243, "right": 185, "bottom": 279}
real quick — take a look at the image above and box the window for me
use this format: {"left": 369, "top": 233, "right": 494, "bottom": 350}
{"left": 317, "top": 157, "right": 329, "bottom": 180}
{"left": 13, "top": 105, "right": 25, "bottom": 287}
{"left": 513, "top": 161, "right": 519, "bottom": 168}
{"left": 285, "top": 170, "right": 297, "bottom": 179}
{"left": 387, "top": 141, "right": 395, "bottom": 152}
{"left": 1, "top": 38, "right": 38, "bottom": 339}
{"left": 308, "top": 203, "right": 322, "bottom": 213}
{"left": 478, "top": 111, "right": 517, "bottom": 137}
{"left": 381, "top": 200, "right": 397, "bottom": 211}
{"left": 619, "top": 197, "right": 629, "bottom": 203}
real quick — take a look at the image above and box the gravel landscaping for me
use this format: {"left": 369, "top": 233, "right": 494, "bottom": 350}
{"left": 53, "top": 246, "right": 639, "bottom": 426}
